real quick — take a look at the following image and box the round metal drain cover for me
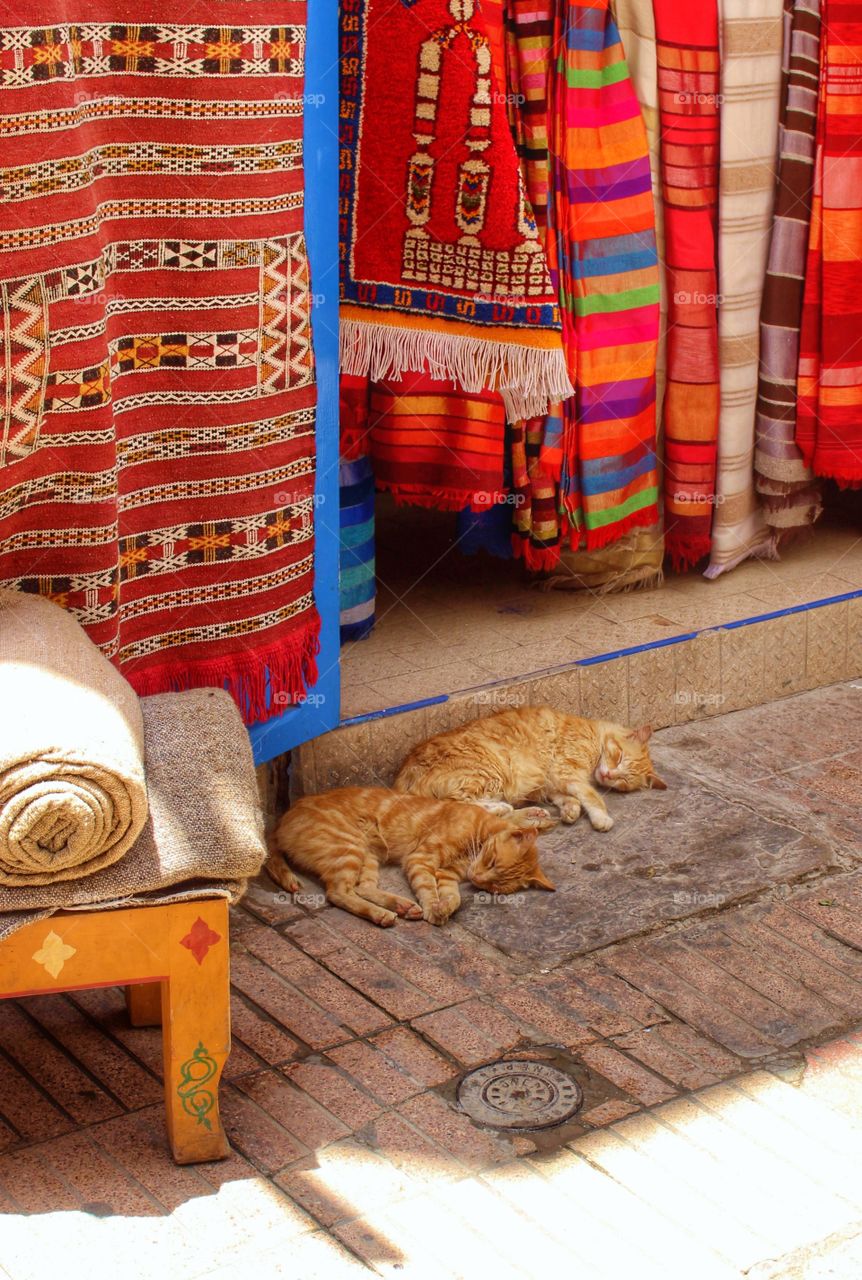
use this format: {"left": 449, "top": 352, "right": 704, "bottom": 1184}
{"left": 457, "top": 1059, "right": 583, "bottom": 1130}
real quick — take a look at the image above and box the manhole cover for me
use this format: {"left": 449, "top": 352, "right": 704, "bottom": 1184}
{"left": 457, "top": 1059, "right": 583, "bottom": 1130}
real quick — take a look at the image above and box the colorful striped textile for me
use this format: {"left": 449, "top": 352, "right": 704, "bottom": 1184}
{"left": 339, "top": 0, "right": 572, "bottom": 421}
{"left": 339, "top": 456, "right": 376, "bottom": 643}
{"left": 366, "top": 374, "right": 508, "bottom": 512}
{"left": 705, "top": 0, "right": 784, "bottom": 579}
{"left": 540, "top": 0, "right": 666, "bottom": 594}
{"left": 549, "top": 0, "right": 661, "bottom": 553}
{"left": 795, "top": 0, "right": 862, "bottom": 486}
{"left": 754, "top": 0, "right": 823, "bottom": 537}
{"left": 511, "top": 410, "right": 566, "bottom": 569}
{"left": 654, "top": 0, "right": 722, "bottom": 569}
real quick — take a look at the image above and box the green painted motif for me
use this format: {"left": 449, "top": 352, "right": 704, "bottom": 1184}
{"left": 177, "top": 1041, "right": 217, "bottom": 1130}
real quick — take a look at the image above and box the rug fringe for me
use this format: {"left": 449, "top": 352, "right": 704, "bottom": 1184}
{"left": 339, "top": 318, "right": 574, "bottom": 421}
{"left": 666, "top": 535, "right": 712, "bottom": 573}
{"left": 126, "top": 614, "right": 321, "bottom": 726}
{"left": 702, "top": 538, "right": 780, "bottom": 580}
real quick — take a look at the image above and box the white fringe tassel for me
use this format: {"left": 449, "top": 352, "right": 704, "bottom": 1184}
{"left": 340, "top": 318, "right": 575, "bottom": 421}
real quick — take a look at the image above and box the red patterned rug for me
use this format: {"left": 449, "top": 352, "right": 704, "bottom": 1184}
{"left": 339, "top": 0, "right": 572, "bottom": 421}
{"left": 0, "top": 5, "right": 319, "bottom": 723}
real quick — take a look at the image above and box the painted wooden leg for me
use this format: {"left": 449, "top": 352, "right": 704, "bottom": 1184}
{"left": 125, "top": 981, "right": 163, "bottom": 1027}
{"left": 162, "top": 901, "right": 231, "bottom": 1164}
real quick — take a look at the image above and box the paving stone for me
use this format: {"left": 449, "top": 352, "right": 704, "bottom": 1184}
{"left": 283, "top": 1059, "right": 383, "bottom": 1127}
{"left": 236, "top": 1070, "right": 350, "bottom": 1152}
{"left": 720, "top": 915, "right": 862, "bottom": 1017}
{"left": 17, "top": 994, "right": 163, "bottom": 1111}
{"left": 326, "top": 1039, "right": 428, "bottom": 1105}
{"left": 370, "top": 1026, "right": 455, "bottom": 1088}
{"left": 0, "top": 1051, "right": 73, "bottom": 1143}
{"left": 410, "top": 1004, "right": 506, "bottom": 1067}
{"left": 610, "top": 1022, "right": 738, "bottom": 1091}
{"left": 229, "top": 950, "right": 368, "bottom": 1049}
{"left": 579, "top": 1099, "right": 641, "bottom": 1128}
{"left": 577, "top": 1043, "right": 677, "bottom": 1106}
{"left": 275, "top": 1139, "right": 420, "bottom": 1228}
{"left": 219, "top": 1081, "right": 309, "bottom": 1174}
{"left": 312, "top": 945, "right": 444, "bottom": 1021}
{"left": 396, "top": 1092, "right": 512, "bottom": 1169}
{"left": 0, "top": 1002, "right": 120, "bottom": 1127}
{"left": 536, "top": 964, "right": 667, "bottom": 1036}
{"left": 229, "top": 991, "right": 304, "bottom": 1065}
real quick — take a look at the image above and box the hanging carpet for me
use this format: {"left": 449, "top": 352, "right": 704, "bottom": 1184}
{"left": 0, "top": 3, "right": 319, "bottom": 724}
{"left": 339, "top": 0, "right": 572, "bottom": 421}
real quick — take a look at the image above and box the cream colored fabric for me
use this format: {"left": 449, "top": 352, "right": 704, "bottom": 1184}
{"left": 0, "top": 687, "right": 266, "bottom": 933}
{"left": 706, "top": 0, "right": 784, "bottom": 578}
{"left": 0, "top": 589, "right": 147, "bottom": 885}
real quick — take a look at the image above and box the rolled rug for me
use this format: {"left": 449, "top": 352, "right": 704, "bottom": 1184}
{"left": 0, "top": 688, "right": 267, "bottom": 934}
{"left": 0, "top": 589, "right": 147, "bottom": 886}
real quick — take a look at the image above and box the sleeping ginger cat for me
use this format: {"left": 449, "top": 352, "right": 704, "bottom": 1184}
{"left": 395, "top": 706, "right": 667, "bottom": 830}
{"left": 265, "top": 787, "right": 555, "bottom": 928}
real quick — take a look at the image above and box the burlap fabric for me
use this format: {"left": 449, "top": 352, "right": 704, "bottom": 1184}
{"left": 0, "top": 688, "right": 266, "bottom": 939}
{"left": 0, "top": 589, "right": 147, "bottom": 885}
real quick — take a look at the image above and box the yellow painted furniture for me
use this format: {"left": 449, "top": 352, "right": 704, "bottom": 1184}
{"left": 0, "top": 897, "right": 231, "bottom": 1164}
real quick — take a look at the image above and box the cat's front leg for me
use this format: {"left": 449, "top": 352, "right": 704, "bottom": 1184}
{"left": 404, "top": 858, "right": 458, "bottom": 925}
{"left": 548, "top": 791, "right": 582, "bottom": 824}
{"left": 569, "top": 779, "right": 613, "bottom": 831}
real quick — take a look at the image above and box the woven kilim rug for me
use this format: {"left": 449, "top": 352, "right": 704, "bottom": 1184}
{"left": 796, "top": 0, "right": 862, "bottom": 486}
{"left": 339, "top": 0, "right": 573, "bottom": 422}
{"left": 0, "top": 5, "right": 319, "bottom": 724}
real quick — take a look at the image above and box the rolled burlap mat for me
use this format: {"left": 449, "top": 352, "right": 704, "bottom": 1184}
{"left": 0, "top": 589, "right": 147, "bottom": 885}
{"left": 0, "top": 687, "right": 266, "bottom": 924}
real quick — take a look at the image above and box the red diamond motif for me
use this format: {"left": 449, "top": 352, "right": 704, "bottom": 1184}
{"left": 180, "top": 917, "right": 222, "bottom": 965}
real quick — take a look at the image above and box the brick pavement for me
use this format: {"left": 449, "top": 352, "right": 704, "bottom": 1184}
{"left": 2, "top": 683, "right": 862, "bottom": 1277}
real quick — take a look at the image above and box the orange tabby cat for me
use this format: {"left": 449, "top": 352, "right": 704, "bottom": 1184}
{"left": 394, "top": 705, "right": 667, "bottom": 831}
{"left": 265, "top": 786, "right": 555, "bottom": 928}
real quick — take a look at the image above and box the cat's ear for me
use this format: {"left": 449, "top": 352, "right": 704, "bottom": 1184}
{"left": 647, "top": 770, "right": 667, "bottom": 790}
{"left": 634, "top": 724, "right": 652, "bottom": 744}
{"left": 529, "top": 868, "right": 556, "bottom": 891}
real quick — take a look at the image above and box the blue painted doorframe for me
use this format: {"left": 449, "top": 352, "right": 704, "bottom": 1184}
{"left": 249, "top": 0, "right": 340, "bottom": 764}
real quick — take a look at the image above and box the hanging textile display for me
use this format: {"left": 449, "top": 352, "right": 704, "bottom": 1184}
{"left": 754, "top": 0, "right": 823, "bottom": 537}
{"left": 654, "top": 0, "right": 722, "bottom": 569}
{"left": 550, "top": 0, "right": 661, "bottom": 553}
{"left": 339, "top": 0, "right": 573, "bottom": 421}
{"left": 545, "top": 0, "right": 666, "bottom": 593}
{"left": 705, "top": 0, "right": 784, "bottom": 579}
{"left": 795, "top": 0, "right": 862, "bottom": 486}
{"left": 0, "top": 5, "right": 319, "bottom": 724}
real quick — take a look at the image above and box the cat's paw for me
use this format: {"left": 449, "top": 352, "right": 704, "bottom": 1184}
{"left": 422, "top": 902, "right": 452, "bottom": 926}
{"left": 514, "top": 806, "right": 558, "bottom": 830}
{"left": 589, "top": 811, "right": 614, "bottom": 832}
{"left": 373, "top": 909, "right": 398, "bottom": 928}
{"left": 400, "top": 902, "right": 424, "bottom": 920}
{"left": 558, "top": 800, "right": 582, "bottom": 823}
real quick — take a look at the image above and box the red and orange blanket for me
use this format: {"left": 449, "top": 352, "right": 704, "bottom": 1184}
{"left": 0, "top": 4, "right": 319, "bottom": 723}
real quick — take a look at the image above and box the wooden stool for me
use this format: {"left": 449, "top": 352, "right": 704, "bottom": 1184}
{"left": 0, "top": 897, "right": 231, "bottom": 1164}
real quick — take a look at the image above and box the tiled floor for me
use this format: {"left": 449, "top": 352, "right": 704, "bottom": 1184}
{"left": 3, "top": 683, "right": 862, "bottom": 1276}
{"left": 341, "top": 504, "right": 862, "bottom": 718}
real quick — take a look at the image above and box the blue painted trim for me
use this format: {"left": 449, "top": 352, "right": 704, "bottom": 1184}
{"left": 339, "top": 586, "right": 862, "bottom": 727}
{"left": 249, "top": 0, "right": 341, "bottom": 765}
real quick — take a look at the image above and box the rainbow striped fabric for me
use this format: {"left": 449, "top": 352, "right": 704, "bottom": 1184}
{"left": 513, "top": 0, "right": 661, "bottom": 558}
